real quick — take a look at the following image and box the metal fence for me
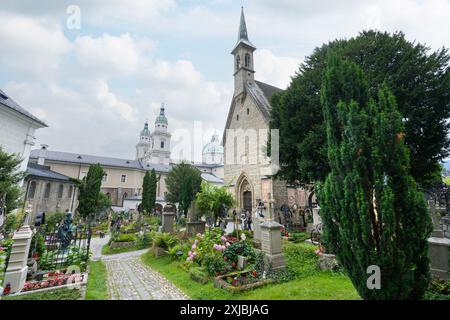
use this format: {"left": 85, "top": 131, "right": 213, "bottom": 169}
{"left": 32, "top": 223, "right": 92, "bottom": 272}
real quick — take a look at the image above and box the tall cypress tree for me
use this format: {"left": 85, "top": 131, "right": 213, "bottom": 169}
{"left": 77, "top": 164, "right": 104, "bottom": 219}
{"left": 141, "top": 171, "right": 151, "bottom": 214}
{"left": 318, "top": 54, "right": 433, "bottom": 299}
{"left": 149, "top": 169, "right": 157, "bottom": 212}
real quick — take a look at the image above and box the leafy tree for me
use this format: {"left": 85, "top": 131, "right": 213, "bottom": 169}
{"left": 196, "top": 181, "right": 235, "bottom": 225}
{"left": 0, "top": 147, "right": 24, "bottom": 214}
{"left": 165, "top": 162, "right": 202, "bottom": 216}
{"left": 76, "top": 164, "right": 104, "bottom": 219}
{"left": 318, "top": 54, "right": 432, "bottom": 299}
{"left": 271, "top": 30, "right": 450, "bottom": 189}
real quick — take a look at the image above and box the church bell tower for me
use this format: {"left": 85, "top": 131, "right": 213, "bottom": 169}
{"left": 231, "top": 7, "right": 256, "bottom": 98}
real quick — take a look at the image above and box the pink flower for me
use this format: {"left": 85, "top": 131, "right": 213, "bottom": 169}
{"left": 225, "top": 242, "right": 230, "bottom": 247}
{"left": 188, "top": 251, "right": 192, "bottom": 256}
{"left": 221, "top": 236, "right": 227, "bottom": 243}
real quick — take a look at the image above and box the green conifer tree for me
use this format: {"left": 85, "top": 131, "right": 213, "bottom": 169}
{"left": 318, "top": 54, "right": 433, "bottom": 299}
{"left": 77, "top": 164, "right": 104, "bottom": 219}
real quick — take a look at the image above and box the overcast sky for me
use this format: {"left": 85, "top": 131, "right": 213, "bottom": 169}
{"left": 1, "top": 0, "right": 449, "bottom": 162}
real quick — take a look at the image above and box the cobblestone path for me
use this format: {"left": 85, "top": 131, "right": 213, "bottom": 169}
{"left": 90, "top": 238, "right": 188, "bottom": 300}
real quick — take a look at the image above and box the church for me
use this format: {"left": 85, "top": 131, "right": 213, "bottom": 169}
{"left": 223, "top": 8, "right": 312, "bottom": 219}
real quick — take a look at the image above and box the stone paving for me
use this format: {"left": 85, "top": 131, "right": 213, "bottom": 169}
{"left": 90, "top": 237, "right": 188, "bottom": 300}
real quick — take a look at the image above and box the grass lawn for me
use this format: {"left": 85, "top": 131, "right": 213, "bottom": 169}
{"left": 141, "top": 246, "right": 360, "bottom": 300}
{"left": 85, "top": 260, "right": 109, "bottom": 300}
{"left": 1, "top": 288, "right": 81, "bottom": 300}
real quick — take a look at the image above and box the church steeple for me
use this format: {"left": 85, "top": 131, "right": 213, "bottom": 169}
{"left": 231, "top": 7, "right": 256, "bottom": 97}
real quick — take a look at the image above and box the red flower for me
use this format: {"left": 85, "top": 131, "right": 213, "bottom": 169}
{"left": 231, "top": 262, "right": 236, "bottom": 267}
{"left": 252, "top": 271, "right": 257, "bottom": 277}
{"left": 223, "top": 256, "right": 227, "bottom": 261}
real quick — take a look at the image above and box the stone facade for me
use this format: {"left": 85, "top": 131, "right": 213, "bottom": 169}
{"left": 223, "top": 9, "right": 312, "bottom": 221}
{"left": 22, "top": 163, "right": 77, "bottom": 220}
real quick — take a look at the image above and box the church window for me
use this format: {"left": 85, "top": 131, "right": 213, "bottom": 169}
{"left": 245, "top": 53, "right": 250, "bottom": 68}
{"left": 236, "top": 55, "right": 241, "bottom": 70}
{"left": 106, "top": 192, "right": 111, "bottom": 199}
{"left": 161, "top": 141, "right": 165, "bottom": 149}
{"left": 68, "top": 186, "right": 73, "bottom": 198}
{"left": 247, "top": 108, "right": 250, "bottom": 115}
{"left": 58, "top": 184, "right": 64, "bottom": 198}
{"left": 44, "top": 183, "right": 51, "bottom": 198}
{"left": 236, "top": 114, "right": 239, "bottom": 121}
{"left": 102, "top": 173, "right": 108, "bottom": 182}
{"left": 121, "top": 175, "right": 127, "bottom": 183}
{"left": 28, "top": 181, "right": 36, "bottom": 199}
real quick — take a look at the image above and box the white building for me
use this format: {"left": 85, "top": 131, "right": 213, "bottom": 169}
{"left": 135, "top": 105, "right": 171, "bottom": 165}
{"left": 0, "top": 89, "right": 47, "bottom": 181}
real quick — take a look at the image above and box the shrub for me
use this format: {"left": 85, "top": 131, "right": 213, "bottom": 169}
{"left": 168, "top": 244, "right": 187, "bottom": 261}
{"left": 115, "top": 233, "right": 137, "bottom": 243}
{"left": 137, "top": 231, "right": 155, "bottom": 248}
{"left": 283, "top": 242, "right": 319, "bottom": 279}
{"left": 153, "top": 232, "right": 178, "bottom": 250}
{"left": 189, "top": 266, "right": 209, "bottom": 284}
{"left": 291, "top": 232, "right": 308, "bottom": 243}
{"left": 45, "top": 212, "right": 65, "bottom": 230}
{"left": 223, "top": 241, "right": 256, "bottom": 264}
{"left": 423, "top": 278, "right": 450, "bottom": 300}
{"left": 2, "top": 210, "right": 26, "bottom": 233}
{"left": 29, "top": 233, "right": 45, "bottom": 258}
{"left": 204, "top": 253, "right": 228, "bottom": 277}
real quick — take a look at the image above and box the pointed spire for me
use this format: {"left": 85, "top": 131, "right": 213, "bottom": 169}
{"left": 231, "top": 7, "right": 256, "bottom": 53}
{"left": 238, "top": 7, "right": 249, "bottom": 41}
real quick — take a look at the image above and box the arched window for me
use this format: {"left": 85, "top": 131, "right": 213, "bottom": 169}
{"left": 245, "top": 53, "right": 250, "bottom": 68}
{"left": 44, "top": 183, "right": 51, "bottom": 198}
{"left": 160, "top": 140, "right": 165, "bottom": 149}
{"left": 106, "top": 192, "right": 111, "bottom": 199}
{"left": 58, "top": 184, "right": 64, "bottom": 198}
{"left": 28, "top": 181, "right": 36, "bottom": 199}
{"left": 68, "top": 185, "right": 73, "bottom": 198}
{"left": 236, "top": 55, "right": 241, "bottom": 69}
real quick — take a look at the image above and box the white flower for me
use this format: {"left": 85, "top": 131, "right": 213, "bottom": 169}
{"left": 240, "top": 233, "right": 246, "bottom": 241}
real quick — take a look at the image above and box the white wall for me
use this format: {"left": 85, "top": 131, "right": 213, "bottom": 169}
{"left": 0, "top": 106, "right": 42, "bottom": 181}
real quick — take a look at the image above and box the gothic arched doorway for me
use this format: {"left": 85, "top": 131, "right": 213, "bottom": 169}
{"left": 236, "top": 173, "right": 254, "bottom": 212}
{"left": 243, "top": 190, "right": 252, "bottom": 212}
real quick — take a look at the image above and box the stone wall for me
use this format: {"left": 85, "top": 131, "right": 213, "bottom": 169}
{"left": 23, "top": 178, "right": 76, "bottom": 220}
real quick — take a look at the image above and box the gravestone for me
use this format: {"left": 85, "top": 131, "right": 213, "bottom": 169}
{"left": 3, "top": 213, "right": 33, "bottom": 294}
{"left": 260, "top": 194, "right": 286, "bottom": 271}
{"left": 162, "top": 204, "right": 176, "bottom": 233}
{"left": 427, "top": 200, "right": 450, "bottom": 280}
{"left": 186, "top": 201, "right": 205, "bottom": 237}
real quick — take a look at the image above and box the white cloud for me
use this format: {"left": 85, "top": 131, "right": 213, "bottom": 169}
{"left": 0, "top": 12, "right": 71, "bottom": 77}
{"left": 74, "top": 33, "right": 153, "bottom": 76}
{"left": 255, "top": 49, "right": 301, "bottom": 89}
{"left": 94, "top": 80, "right": 138, "bottom": 123}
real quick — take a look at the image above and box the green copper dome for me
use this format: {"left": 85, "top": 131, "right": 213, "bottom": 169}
{"left": 203, "top": 134, "right": 224, "bottom": 154}
{"left": 140, "top": 122, "right": 150, "bottom": 137}
{"left": 155, "top": 106, "right": 168, "bottom": 125}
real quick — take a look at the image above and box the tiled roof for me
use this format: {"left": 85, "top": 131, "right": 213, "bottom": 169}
{"left": 246, "top": 80, "right": 283, "bottom": 121}
{"left": 29, "top": 149, "right": 171, "bottom": 172}
{"left": 201, "top": 173, "right": 224, "bottom": 184}
{"left": 0, "top": 89, "right": 47, "bottom": 127}
{"left": 26, "top": 162, "right": 73, "bottom": 182}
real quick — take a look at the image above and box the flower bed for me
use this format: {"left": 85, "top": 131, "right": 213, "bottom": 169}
{"left": 213, "top": 270, "right": 273, "bottom": 292}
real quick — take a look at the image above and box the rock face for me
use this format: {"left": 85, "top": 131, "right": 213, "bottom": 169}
{"left": 318, "top": 254, "right": 339, "bottom": 271}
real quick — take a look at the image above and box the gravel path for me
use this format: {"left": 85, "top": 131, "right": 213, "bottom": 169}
{"left": 90, "top": 237, "right": 188, "bottom": 300}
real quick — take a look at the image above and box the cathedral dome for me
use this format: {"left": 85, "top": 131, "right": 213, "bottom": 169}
{"left": 203, "top": 134, "right": 224, "bottom": 154}
{"left": 155, "top": 106, "right": 168, "bottom": 125}
{"left": 140, "top": 122, "right": 150, "bottom": 137}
